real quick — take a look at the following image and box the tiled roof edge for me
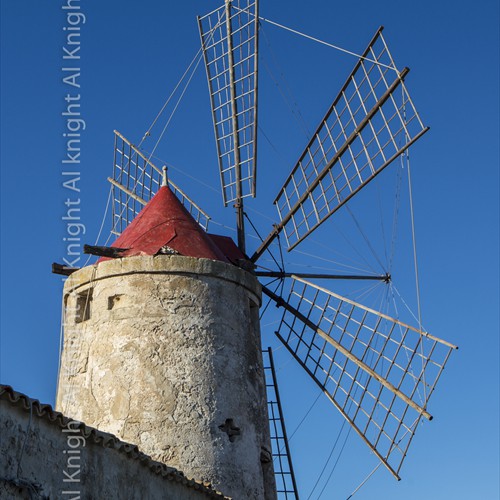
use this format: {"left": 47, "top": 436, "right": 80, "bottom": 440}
{"left": 0, "top": 385, "right": 228, "bottom": 499}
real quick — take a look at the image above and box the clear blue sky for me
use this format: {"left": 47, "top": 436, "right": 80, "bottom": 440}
{"left": 1, "top": 1, "right": 499, "bottom": 499}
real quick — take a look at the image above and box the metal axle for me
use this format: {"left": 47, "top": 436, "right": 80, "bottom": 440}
{"left": 255, "top": 271, "right": 390, "bottom": 282}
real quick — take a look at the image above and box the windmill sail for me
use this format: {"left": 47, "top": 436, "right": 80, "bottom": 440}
{"left": 263, "top": 348, "right": 299, "bottom": 499}
{"left": 198, "top": 0, "right": 259, "bottom": 206}
{"left": 263, "top": 276, "right": 457, "bottom": 479}
{"left": 252, "top": 28, "right": 428, "bottom": 262}
{"left": 110, "top": 130, "right": 210, "bottom": 235}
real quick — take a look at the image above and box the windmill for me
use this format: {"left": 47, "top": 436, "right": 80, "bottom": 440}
{"left": 57, "top": 0, "right": 457, "bottom": 497}
{"left": 196, "top": 1, "right": 457, "bottom": 491}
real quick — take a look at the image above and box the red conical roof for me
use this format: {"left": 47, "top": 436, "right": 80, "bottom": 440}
{"left": 101, "top": 186, "right": 229, "bottom": 263}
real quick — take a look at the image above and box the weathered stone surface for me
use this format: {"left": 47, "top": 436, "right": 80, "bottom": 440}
{"left": 0, "top": 394, "right": 225, "bottom": 499}
{"left": 56, "top": 255, "right": 276, "bottom": 499}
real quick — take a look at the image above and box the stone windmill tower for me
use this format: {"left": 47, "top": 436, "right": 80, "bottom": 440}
{"left": 55, "top": 179, "right": 276, "bottom": 499}
{"left": 53, "top": 0, "right": 457, "bottom": 498}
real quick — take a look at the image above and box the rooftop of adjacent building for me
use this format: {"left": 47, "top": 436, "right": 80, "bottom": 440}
{"left": 0, "top": 384, "right": 228, "bottom": 499}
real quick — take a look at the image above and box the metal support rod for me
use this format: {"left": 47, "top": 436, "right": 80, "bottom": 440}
{"left": 256, "top": 271, "right": 390, "bottom": 281}
{"left": 236, "top": 200, "right": 246, "bottom": 254}
{"left": 108, "top": 177, "right": 147, "bottom": 206}
{"left": 225, "top": 0, "right": 246, "bottom": 253}
{"left": 261, "top": 284, "right": 433, "bottom": 421}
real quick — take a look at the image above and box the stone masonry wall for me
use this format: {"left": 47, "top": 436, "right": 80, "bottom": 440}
{"left": 55, "top": 255, "right": 276, "bottom": 499}
{"left": 0, "top": 392, "right": 226, "bottom": 500}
